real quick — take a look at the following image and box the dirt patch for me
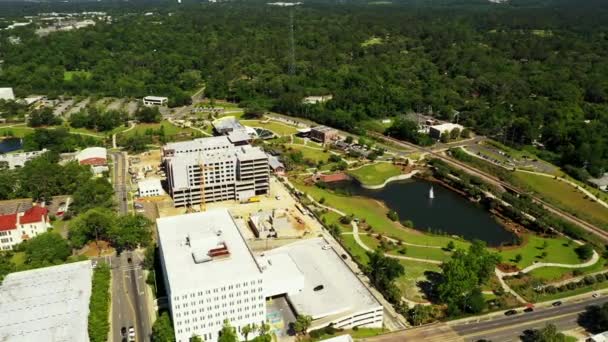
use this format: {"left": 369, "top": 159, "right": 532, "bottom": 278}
{"left": 78, "top": 240, "right": 114, "bottom": 257}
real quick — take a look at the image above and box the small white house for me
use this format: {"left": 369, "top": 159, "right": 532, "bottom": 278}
{"left": 143, "top": 96, "right": 168, "bottom": 106}
{"left": 0, "top": 88, "right": 15, "bottom": 101}
{"left": 138, "top": 178, "right": 164, "bottom": 197}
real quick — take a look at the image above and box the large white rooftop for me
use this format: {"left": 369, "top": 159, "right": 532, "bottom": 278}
{"left": 261, "top": 238, "right": 381, "bottom": 320}
{"left": 0, "top": 87, "right": 15, "bottom": 100}
{"left": 164, "top": 136, "right": 233, "bottom": 154}
{"left": 157, "top": 209, "right": 262, "bottom": 294}
{"left": 0, "top": 261, "right": 93, "bottom": 342}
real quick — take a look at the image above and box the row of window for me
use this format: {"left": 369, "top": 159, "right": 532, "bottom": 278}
{"left": 176, "top": 309, "right": 265, "bottom": 328}
{"left": 175, "top": 300, "right": 263, "bottom": 318}
{"left": 173, "top": 281, "right": 262, "bottom": 302}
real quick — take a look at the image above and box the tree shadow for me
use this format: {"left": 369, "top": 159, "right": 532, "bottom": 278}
{"left": 577, "top": 305, "right": 602, "bottom": 334}
{"left": 417, "top": 271, "right": 442, "bottom": 303}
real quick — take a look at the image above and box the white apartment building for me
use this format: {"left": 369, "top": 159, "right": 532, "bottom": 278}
{"left": 0, "top": 149, "right": 47, "bottom": 169}
{"left": 143, "top": 96, "right": 168, "bottom": 106}
{"left": 138, "top": 178, "right": 165, "bottom": 197}
{"left": 157, "top": 210, "right": 266, "bottom": 342}
{"left": 163, "top": 137, "right": 270, "bottom": 207}
{"left": 0, "top": 206, "right": 51, "bottom": 250}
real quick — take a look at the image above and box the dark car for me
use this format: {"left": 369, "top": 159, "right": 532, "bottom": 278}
{"left": 120, "top": 327, "right": 127, "bottom": 337}
{"left": 341, "top": 254, "right": 348, "bottom": 260}
{"left": 127, "top": 257, "right": 132, "bottom": 264}
{"left": 524, "top": 307, "right": 534, "bottom": 313}
{"left": 504, "top": 309, "right": 518, "bottom": 316}
{"left": 552, "top": 301, "right": 562, "bottom": 307}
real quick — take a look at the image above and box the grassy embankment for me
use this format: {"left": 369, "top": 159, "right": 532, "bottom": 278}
{"left": 348, "top": 163, "right": 403, "bottom": 186}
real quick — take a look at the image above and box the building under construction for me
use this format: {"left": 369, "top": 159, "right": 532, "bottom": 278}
{"left": 163, "top": 137, "right": 270, "bottom": 207}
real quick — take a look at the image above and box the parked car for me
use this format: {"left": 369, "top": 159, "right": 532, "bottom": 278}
{"left": 504, "top": 309, "right": 518, "bottom": 316}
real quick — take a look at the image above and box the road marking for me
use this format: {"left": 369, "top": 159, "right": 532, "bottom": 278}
{"left": 461, "top": 311, "right": 580, "bottom": 338}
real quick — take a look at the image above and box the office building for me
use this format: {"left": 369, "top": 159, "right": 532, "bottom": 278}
{"left": 310, "top": 125, "right": 339, "bottom": 144}
{"left": 163, "top": 137, "right": 270, "bottom": 207}
{"left": 157, "top": 210, "right": 265, "bottom": 342}
{"left": 0, "top": 149, "right": 47, "bottom": 169}
{"left": 0, "top": 261, "right": 93, "bottom": 342}
{"left": 143, "top": 96, "right": 168, "bottom": 106}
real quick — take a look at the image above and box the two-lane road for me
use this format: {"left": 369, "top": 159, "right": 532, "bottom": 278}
{"left": 111, "top": 251, "right": 152, "bottom": 342}
{"left": 111, "top": 151, "right": 129, "bottom": 215}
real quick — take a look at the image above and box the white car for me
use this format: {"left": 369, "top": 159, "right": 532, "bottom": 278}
{"left": 128, "top": 327, "right": 135, "bottom": 341}
{"left": 322, "top": 245, "right": 332, "bottom": 250}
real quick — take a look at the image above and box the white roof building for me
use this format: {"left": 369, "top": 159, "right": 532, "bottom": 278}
{"left": 259, "top": 238, "right": 383, "bottom": 331}
{"left": 75, "top": 146, "right": 107, "bottom": 165}
{"left": 138, "top": 178, "right": 165, "bottom": 197}
{"left": 157, "top": 209, "right": 265, "bottom": 342}
{"left": 429, "top": 123, "right": 464, "bottom": 138}
{"left": 162, "top": 136, "right": 233, "bottom": 158}
{"left": 0, "top": 87, "right": 15, "bottom": 101}
{"left": 590, "top": 332, "right": 608, "bottom": 342}
{"left": 0, "top": 261, "right": 93, "bottom": 342}
{"left": 0, "top": 149, "right": 47, "bottom": 169}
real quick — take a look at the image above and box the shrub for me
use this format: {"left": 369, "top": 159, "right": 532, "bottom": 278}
{"left": 545, "top": 286, "right": 557, "bottom": 294}
{"left": 596, "top": 273, "right": 606, "bottom": 283}
{"left": 387, "top": 210, "right": 399, "bottom": 221}
{"left": 567, "top": 282, "right": 577, "bottom": 290}
{"left": 584, "top": 276, "right": 597, "bottom": 286}
{"left": 88, "top": 263, "right": 111, "bottom": 342}
{"left": 573, "top": 269, "right": 584, "bottom": 277}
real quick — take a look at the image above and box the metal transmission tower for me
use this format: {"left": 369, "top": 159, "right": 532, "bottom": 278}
{"left": 288, "top": 8, "right": 296, "bottom": 75}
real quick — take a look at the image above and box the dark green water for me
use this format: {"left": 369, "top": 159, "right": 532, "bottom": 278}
{"left": 328, "top": 178, "right": 515, "bottom": 246}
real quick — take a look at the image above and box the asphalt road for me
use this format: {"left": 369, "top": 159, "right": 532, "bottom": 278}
{"left": 111, "top": 251, "right": 152, "bottom": 342}
{"left": 111, "top": 151, "right": 129, "bottom": 215}
{"left": 452, "top": 296, "right": 608, "bottom": 341}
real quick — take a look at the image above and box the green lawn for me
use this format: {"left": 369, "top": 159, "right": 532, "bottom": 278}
{"left": 294, "top": 178, "right": 468, "bottom": 249}
{"left": 361, "top": 37, "right": 383, "bottom": 47}
{"left": 339, "top": 234, "right": 441, "bottom": 302}
{"left": 241, "top": 120, "right": 298, "bottom": 136}
{"left": 64, "top": 70, "right": 92, "bottom": 81}
{"left": 66, "top": 126, "right": 106, "bottom": 138}
{"left": 348, "top": 163, "right": 403, "bottom": 186}
{"left": 286, "top": 144, "right": 333, "bottom": 163}
{"left": 496, "top": 234, "right": 583, "bottom": 269}
{"left": 359, "top": 234, "right": 451, "bottom": 262}
{"left": 120, "top": 120, "right": 196, "bottom": 138}
{"left": 513, "top": 171, "right": 608, "bottom": 230}
{"left": 310, "top": 328, "right": 385, "bottom": 341}
{"left": 528, "top": 257, "right": 607, "bottom": 282}
{"left": 0, "top": 126, "right": 34, "bottom": 137}
{"left": 320, "top": 211, "right": 352, "bottom": 232}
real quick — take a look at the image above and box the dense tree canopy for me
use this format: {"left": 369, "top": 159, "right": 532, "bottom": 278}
{"left": 1, "top": 1, "right": 608, "bottom": 176}
{"left": 21, "top": 232, "right": 71, "bottom": 268}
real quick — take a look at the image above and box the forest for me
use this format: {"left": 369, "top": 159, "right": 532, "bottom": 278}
{"left": 1, "top": 0, "right": 608, "bottom": 177}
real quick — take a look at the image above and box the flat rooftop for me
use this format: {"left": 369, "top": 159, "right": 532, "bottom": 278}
{"left": 262, "top": 238, "right": 381, "bottom": 321}
{"left": 157, "top": 209, "right": 262, "bottom": 294}
{"left": 164, "top": 136, "right": 232, "bottom": 153}
{"left": 0, "top": 261, "right": 93, "bottom": 342}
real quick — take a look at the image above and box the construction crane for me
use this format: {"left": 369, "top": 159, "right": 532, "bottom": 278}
{"left": 198, "top": 152, "right": 214, "bottom": 212}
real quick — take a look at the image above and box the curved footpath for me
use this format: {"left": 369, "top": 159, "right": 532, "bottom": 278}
{"left": 295, "top": 179, "right": 602, "bottom": 306}
{"left": 359, "top": 170, "right": 420, "bottom": 189}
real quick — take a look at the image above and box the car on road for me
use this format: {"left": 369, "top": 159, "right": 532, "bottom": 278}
{"left": 341, "top": 253, "right": 348, "bottom": 260}
{"left": 593, "top": 293, "right": 601, "bottom": 298}
{"left": 127, "top": 257, "right": 132, "bottom": 264}
{"left": 322, "top": 245, "right": 332, "bottom": 250}
{"left": 523, "top": 307, "right": 534, "bottom": 313}
{"left": 504, "top": 309, "right": 518, "bottom": 316}
{"left": 121, "top": 327, "right": 127, "bottom": 337}
{"left": 552, "top": 301, "right": 562, "bottom": 307}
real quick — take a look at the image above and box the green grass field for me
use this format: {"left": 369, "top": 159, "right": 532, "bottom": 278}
{"left": 339, "top": 234, "right": 440, "bottom": 302}
{"left": 64, "top": 70, "right": 92, "bottom": 81}
{"left": 528, "top": 257, "right": 606, "bottom": 282}
{"left": 286, "top": 144, "right": 333, "bottom": 163}
{"left": 241, "top": 120, "right": 298, "bottom": 136}
{"left": 120, "top": 120, "right": 196, "bottom": 138}
{"left": 0, "top": 126, "right": 34, "bottom": 138}
{"left": 359, "top": 234, "right": 452, "bottom": 262}
{"left": 513, "top": 171, "right": 608, "bottom": 229}
{"left": 497, "top": 235, "right": 582, "bottom": 269}
{"left": 348, "top": 163, "right": 403, "bottom": 186}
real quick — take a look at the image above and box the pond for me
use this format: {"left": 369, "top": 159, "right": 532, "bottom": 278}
{"left": 0, "top": 138, "right": 22, "bottom": 154}
{"left": 327, "top": 178, "right": 516, "bottom": 246}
